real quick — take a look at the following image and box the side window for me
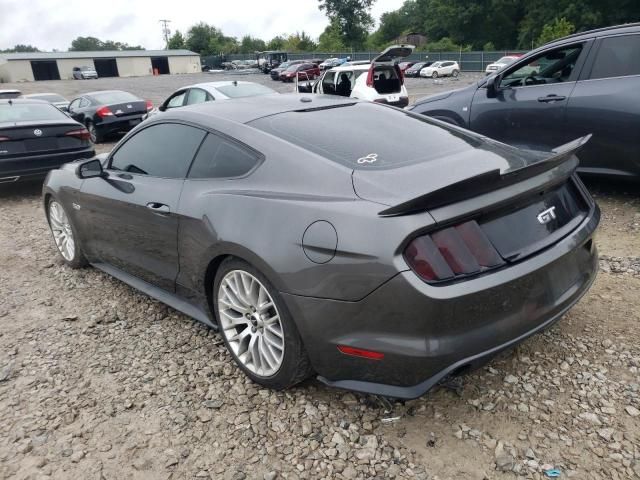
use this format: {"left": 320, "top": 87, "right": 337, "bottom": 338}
{"left": 590, "top": 34, "right": 640, "bottom": 80}
{"left": 68, "top": 99, "right": 81, "bottom": 110}
{"left": 322, "top": 71, "right": 337, "bottom": 94}
{"left": 165, "top": 91, "right": 187, "bottom": 109}
{"left": 110, "top": 123, "right": 206, "bottom": 178}
{"left": 186, "top": 88, "right": 211, "bottom": 105}
{"left": 188, "top": 133, "right": 260, "bottom": 179}
{"left": 79, "top": 98, "right": 90, "bottom": 108}
{"left": 501, "top": 44, "right": 584, "bottom": 88}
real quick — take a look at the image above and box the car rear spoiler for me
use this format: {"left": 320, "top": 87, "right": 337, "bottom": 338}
{"left": 378, "top": 135, "right": 591, "bottom": 217}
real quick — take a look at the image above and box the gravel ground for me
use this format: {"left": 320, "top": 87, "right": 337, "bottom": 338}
{"left": 1, "top": 74, "right": 640, "bottom": 480}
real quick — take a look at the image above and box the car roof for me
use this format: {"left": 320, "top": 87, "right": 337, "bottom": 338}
{"left": 0, "top": 98, "right": 50, "bottom": 105}
{"left": 159, "top": 93, "right": 358, "bottom": 125}
{"left": 23, "top": 93, "right": 65, "bottom": 97}
{"left": 82, "top": 90, "right": 135, "bottom": 97}
{"left": 331, "top": 64, "right": 370, "bottom": 72}
{"left": 0, "top": 89, "right": 21, "bottom": 93}
{"left": 181, "top": 81, "right": 262, "bottom": 90}
{"left": 543, "top": 22, "right": 640, "bottom": 46}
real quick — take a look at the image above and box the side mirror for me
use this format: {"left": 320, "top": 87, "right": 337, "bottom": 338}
{"left": 486, "top": 75, "right": 500, "bottom": 98}
{"left": 158, "top": 104, "right": 166, "bottom": 112}
{"left": 76, "top": 158, "right": 107, "bottom": 179}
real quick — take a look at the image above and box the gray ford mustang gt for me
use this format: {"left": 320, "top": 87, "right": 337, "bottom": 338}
{"left": 42, "top": 94, "right": 600, "bottom": 399}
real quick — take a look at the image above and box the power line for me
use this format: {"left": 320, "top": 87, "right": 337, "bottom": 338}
{"left": 159, "top": 19, "right": 172, "bottom": 48}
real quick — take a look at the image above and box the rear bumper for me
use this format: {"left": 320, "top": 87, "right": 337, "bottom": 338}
{"left": 375, "top": 97, "right": 409, "bottom": 108}
{"left": 282, "top": 206, "right": 599, "bottom": 399}
{"left": 96, "top": 114, "right": 144, "bottom": 135}
{"left": 0, "top": 147, "right": 95, "bottom": 183}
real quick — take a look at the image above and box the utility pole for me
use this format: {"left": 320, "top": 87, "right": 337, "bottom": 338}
{"left": 159, "top": 19, "right": 172, "bottom": 49}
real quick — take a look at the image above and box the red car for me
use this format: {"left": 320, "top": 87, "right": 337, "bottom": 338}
{"left": 398, "top": 61, "right": 416, "bottom": 72}
{"left": 281, "top": 63, "right": 320, "bottom": 82}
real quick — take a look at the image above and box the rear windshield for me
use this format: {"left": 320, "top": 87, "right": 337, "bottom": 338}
{"left": 216, "top": 83, "right": 276, "bottom": 98}
{"left": 0, "top": 103, "right": 68, "bottom": 122}
{"left": 250, "top": 102, "right": 482, "bottom": 169}
{"left": 90, "top": 91, "right": 139, "bottom": 104}
{"left": 28, "top": 94, "right": 66, "bottom": 102}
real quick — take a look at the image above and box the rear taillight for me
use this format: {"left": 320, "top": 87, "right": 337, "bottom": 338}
{"left": 96, "top": 106, "right": 113, "bottom": 118}
{"left": 145, "top": 100, "right": 153, "bottom": 111}
{"left": 395, "top": 64, "right": 404, "bottom": 85}
{"left": 404, "top": 220, "right": 505, "bottom": 283}
{"left": 65, "top": 128, "right": 91, "bottom": 141}
{"left": 0, "top": 136, "right": 9, "bottom": 142}
{"left": 366, "top": 65, "right": 374, "bottom": 87}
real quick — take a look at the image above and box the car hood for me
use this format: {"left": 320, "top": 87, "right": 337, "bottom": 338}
{"left": 352, "top": 135, "right": 550, "bottom": 209}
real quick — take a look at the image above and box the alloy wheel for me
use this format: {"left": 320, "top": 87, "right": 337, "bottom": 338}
{"left": 87, "top": 123, "right": 97, "bottom": 143}
{"left": 218, "top": 270, "right": 285, "bottom": 377}
{"left": 48, "top": 201, "right": 76, "bottom": 261}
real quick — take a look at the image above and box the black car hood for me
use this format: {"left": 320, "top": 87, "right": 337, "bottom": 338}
{"left": 352, "top": 135, "right": 589, "bottom": 214}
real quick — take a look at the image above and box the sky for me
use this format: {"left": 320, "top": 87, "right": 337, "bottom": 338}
{"left": 0, "top": 0, "right": 406, "bottom": 51}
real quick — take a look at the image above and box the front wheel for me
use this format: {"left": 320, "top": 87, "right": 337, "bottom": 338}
{"left": 432, "top": 71, "right": 439, "bottom": 79}
{"left": 452, "top": 69, "right": 459, "bottom": 78}
{"left": 214, "top": 258, "right": 312, "bottom": 390}
{"left": 47, "top": 199, "right": 87, "bottom": 268}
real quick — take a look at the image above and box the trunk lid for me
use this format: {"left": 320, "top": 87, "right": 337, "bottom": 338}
{"left": 107, "top": 100, "right": 147, "bottom": 117}
{"left": 372, "top": 44, "right": 415, "bottom": 64}
{"left": 0, "top": 120, "right": 88, "bottom": 158}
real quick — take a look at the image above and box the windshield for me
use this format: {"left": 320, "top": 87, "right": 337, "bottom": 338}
{"left": 430, "top": 62, "right": 442, "bottom": 67}
{"left": 28, "top": 94, "right": 66, "bottom": 102}
{"left": 0, "top": 103, "right": 68, "bottom": 122}
{"left": 216, "top": 83, "right": 276, "bottom": 98}
{"left": 250, "top": 102, "right": 481, "bottom": 169}
{"left": 90, "top": 91, "right": 139, "bottom": 104}
{"left": 496, "top": 56, "right": 516, "bottom": 64}
{"left": 278, "top": 62, "right": 290, "bottom": 69}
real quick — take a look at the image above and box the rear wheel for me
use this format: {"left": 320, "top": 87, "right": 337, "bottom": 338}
{"left": 214, "top": 258, "right": 312, "bottom": 390}
{"left": 452, "top": 69, "right": 459, "bottom": 78}
{"left": 47, "top": 199, "right": 87, "bottom": 268}
{"left": 86, "top": 121, "right": 102, "bottom": 143}
{"left": 431, "top": 71, "right": 439, "bottom": 79}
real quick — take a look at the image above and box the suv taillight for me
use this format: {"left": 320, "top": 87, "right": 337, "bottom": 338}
{"left": 0, "top": 136, "right": 9, "bottom": 142}
{"left": 395, "top": 64, "right": 404, "bottom": 85}
{"left": 96, "top": 106, "right": 114, "bottom": 118}
{"left": 404, "top": 220, "right": 505, "bottom": 283}
{"left": 366, "top": 65, "right": 374, "bottom": 87}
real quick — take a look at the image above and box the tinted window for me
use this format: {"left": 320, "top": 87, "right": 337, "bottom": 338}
{"left": 90, "top": 91, "right": 139, "bottom": 104}
{"left": 186, "top": 88, "right": 209, "bottom": 105}
{"left": 79, "top": 98, "right": 90, "bottom": 108}
{"left": 0, "top": 103, "right": 68, "bottom": 122}
{"left": 215, "top": 83, "right": 276, "bottom": 98}
{"left": 188, "top": 133, "right": 260, "bottom": 179}
{"left": 250, "top": 102, "right": 481, "bottom": 169}
{"left": 590, "top": 34, "right": 640, "bottom": 80}
{"left": 110, "top": 123, "right": 206, "bottom": 178}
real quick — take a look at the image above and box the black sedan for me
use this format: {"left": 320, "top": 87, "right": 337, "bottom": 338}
{"left": 68, "top": 90, "right": 152, "bottom": 143}
{"left": 404, "top": 61, "right": 433, "bottom": 77}
{"left": 0, "top": 99, "right": 94, "bottom": 184}
{"left": 43, "top": 95, "right": 599, "bottom": 399}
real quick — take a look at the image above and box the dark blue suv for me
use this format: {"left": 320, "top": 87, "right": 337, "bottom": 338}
{"left": 408, "top": 23, "right": 640, "bottom": 180}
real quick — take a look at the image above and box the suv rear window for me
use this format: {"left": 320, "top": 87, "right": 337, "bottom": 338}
{"left": 250, "top": 102, "right": 481, "bottom": 169}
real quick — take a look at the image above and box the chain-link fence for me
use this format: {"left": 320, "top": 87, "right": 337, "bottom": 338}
{"left": 223, "top": 50, "right": 527, "bottom": 72}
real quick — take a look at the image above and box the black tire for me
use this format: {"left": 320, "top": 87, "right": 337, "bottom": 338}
{"left": 213, "top": 258, "right": 313, "bottom": 390}
{"left": 86, "top": 120, "right": 103, "bottom": 143}
{"left": 432, "top": 71, "right": 439, "bottom": 79}
{"left": 46, "top": 197, "right": 88, "bottom": 269}
{"left": 452, "top": 69, "right": 459, "bottom": 78}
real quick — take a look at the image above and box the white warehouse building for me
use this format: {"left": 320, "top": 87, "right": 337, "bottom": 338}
{"left": 0, "top": 50, "right": 201, "bottom": 82}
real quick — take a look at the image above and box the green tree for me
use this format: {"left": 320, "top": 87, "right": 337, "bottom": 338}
{"left": 167, "top": 30, "right": 186, "bottom": 50}
{"left": 240, "top": 35, "right": 266, "bottom": 53}
{"left": 69, "top": 37, "right": 143, "bottom": 51}
{"left": 318, "top": 19, "right": 346, "bottom": 51}
{"left": 266, "top": 36, "right": 286, "bottom": 50}
{"left": 318, "top": 0, "right": 375, "bottom": 48}
{"left": 282, "top": 32, "right": 317, "bottom": 52}
{"left": 186, "top": 23, "right": 222, "bottom": 54}
{"left": 536, "top": 17, "right": 575, "bottom": 46}
{"left": 1, "top": 44, "right": 40, "bottom": 53}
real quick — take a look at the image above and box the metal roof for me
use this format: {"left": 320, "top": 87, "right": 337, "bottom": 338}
{"left": 0, "top": 50, "right": 199, "bottom": 61}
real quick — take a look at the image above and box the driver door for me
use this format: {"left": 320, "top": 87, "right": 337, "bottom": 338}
{"left": 470, "top": 42, "right": 591, "bottom": 150}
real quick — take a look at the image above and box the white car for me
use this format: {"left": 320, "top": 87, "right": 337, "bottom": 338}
{"left": 306, "top": 45, "right": 414, "bottom": 108}
{"left": 144, "top": 81, "right": 278, "bottom": 120}
{"left": 420, "top": 61, "right": 460, "bottom": 78}
{"left": 485, "top": 55, "right": 520, "bottom": 75}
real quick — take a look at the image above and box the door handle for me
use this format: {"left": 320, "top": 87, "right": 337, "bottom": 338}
{"left": 146, "top": 202, "right": 170, "bottom": 214}
{"left": 537, "top": 95, "right": 566, "bottom": 103}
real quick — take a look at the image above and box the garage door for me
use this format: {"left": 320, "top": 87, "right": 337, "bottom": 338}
{"left": 94, "top": 58, "right": 119, "bottom": 77}
{"left": 31, "top": 61, "right": 61, "bottom": 81}
{"left": 151, "top": 57, "right": 170, "bottom": 74}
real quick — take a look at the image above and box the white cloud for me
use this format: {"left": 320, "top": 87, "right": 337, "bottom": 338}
{"left": 0, "top": 0, "right": 406, "bottom": 51}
